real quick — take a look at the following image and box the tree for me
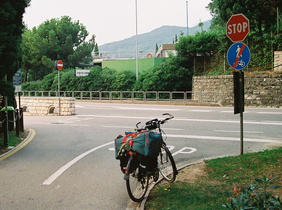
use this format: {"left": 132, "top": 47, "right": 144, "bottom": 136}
{"left": 21, "top": 16, "right": 96, "bottom": 81}
{"left": 208, "top": 0, "right": 282, "bottom": 34}
{"left": 135, "top": 56, "right": 192, "bottom": 91}
{"left": 175, "top": 31, "right": 220, "bottom": 74}
{"left": 208, "top": 0, "right": 282, "bottom": 71}
{"left": 0, "top": 0, "right": 30, "bottom": 81}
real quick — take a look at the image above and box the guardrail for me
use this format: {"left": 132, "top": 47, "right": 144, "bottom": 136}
{"left": 17, "top": 91, "right": 218, "bottom": 104}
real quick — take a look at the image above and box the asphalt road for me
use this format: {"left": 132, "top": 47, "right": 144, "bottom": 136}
{"left": 0, "top": 102, "right": 281, "bottom": 209}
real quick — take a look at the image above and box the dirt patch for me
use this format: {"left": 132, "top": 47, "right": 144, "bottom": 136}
{"left": 176, "top": 161, "right": 208, "bottom": 183}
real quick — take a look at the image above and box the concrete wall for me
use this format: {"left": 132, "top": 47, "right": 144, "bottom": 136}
{"left": 102, "top": 57, "right": 166, "bottom": 73}
{"left": 193, "top": 74, "right": 282, "bottom": 107}
{"left": 16, "top": 97, "right": 75, "bottom": 116}
{"left": 274, "top": 51, "right": 282, "bottom": 73}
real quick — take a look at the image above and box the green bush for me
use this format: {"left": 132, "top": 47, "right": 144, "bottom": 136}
{"left": 223, "top": 176, "right": 282, "bottom": 209}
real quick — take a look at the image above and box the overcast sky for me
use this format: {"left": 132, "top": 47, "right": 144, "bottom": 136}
{"left": 23, "top": 0, "right": 212, "bottom": 45}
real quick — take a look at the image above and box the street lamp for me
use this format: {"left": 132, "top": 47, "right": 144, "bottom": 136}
{"left": 186, "top": 1, "right": 189, "bottom": 35}
{"left": 135, "top": 0, "right": 139, "bottom": 81}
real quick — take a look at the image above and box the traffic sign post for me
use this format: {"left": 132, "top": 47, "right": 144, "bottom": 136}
{"left": 54, "top": 60, "right": 64, "bottom": 115}
{"left": 226, "top": 13, "right": 250, "bottom": 155}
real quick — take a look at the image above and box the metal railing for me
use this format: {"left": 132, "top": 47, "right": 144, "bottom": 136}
{"left": 17, "top": 91, "right": 218, "bottom": 104}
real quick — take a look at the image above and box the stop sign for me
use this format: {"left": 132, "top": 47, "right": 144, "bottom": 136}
{"left": 56, "top": 60, "right": 63, "bottom": 70}
{"left": 226, "top": 13, "right": 250, "bottom": 42}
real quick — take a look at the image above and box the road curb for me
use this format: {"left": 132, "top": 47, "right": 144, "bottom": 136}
{"left": 0, "top": 128, "right": 36, "bottom": 161}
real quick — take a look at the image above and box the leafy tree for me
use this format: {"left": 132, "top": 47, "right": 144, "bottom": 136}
{"left": 208, "top": 0, "right": 282, "bottom": 34}
{"left": 21, "top": 16, "right": 96, "bottom": 81}
{"left": 176, "top": 31, "right": 220, "bottom": 75}
{"left": 206, "top": 0, "right": 282, "bottom": 72}
{"left": 0, "top": 0, "right": 29, "bottom": 107}
{"left": 135, "top": 56, "right": 192, "bottom": 91}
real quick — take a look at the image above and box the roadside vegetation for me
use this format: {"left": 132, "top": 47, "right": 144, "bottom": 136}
{"left": 0, "top": 131, "right": 26, "bottom": 155}
{"left": 145, "top": 147, "right": 282, "bottom": 210}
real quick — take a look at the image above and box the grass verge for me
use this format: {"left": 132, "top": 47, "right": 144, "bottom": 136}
{"left": 0, "top": 131, "right": 27, "bottom": 155}
{"left": 145, "top": 147, "right": 282, "bottom": 210}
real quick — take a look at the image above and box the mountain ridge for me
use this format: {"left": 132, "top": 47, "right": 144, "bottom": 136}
{"left": 98, "top": 20, "right": 211, "bottom": 58}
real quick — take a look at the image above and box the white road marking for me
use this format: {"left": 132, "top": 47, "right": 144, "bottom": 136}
{"left": 172, "top": 147, "right": 197, "bottom": 156}
{"left": 214, "top": 130, "right": 264, "bottom": 134}
{"left": 42, "top": 141, "right": 113, "bottom": 186}
{"left": 75, "top": 115, "right": 282, "bottom": 126}
{"left": 190, "top": 110, "right": 212, "bottom": 112}
{"left": 102, "top": 125, "right": 183, "bottom": 131}
{"left": 114, "top": 107, "right": 180, "bottom": 111}
{"left": 166, "top": 134, "right": 280, "bottom": 143}
{"left": 258, "top": 112, "right": 282, "bottom": 115}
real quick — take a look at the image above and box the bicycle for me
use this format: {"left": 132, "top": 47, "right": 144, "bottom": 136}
{"left": 115, "top": 113, "right": 178, "bottom": 202}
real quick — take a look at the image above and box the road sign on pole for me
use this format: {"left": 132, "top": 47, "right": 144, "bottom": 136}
{"left": 56, "top": 60, "right": 64, "bottom": 70}
{"left": 226, "top": 13, "right": 250, "bottom": 42}
{"left": 227, "top": 42, "right": 251, "bottom": 70}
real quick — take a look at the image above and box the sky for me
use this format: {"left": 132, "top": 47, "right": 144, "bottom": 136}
{"left": 23, "top": 0, "right": 212, "bottom": 45}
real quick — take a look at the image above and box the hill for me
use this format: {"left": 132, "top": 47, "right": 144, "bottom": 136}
{"left": 98, "top": 20, "right": 211, "bottom": 59}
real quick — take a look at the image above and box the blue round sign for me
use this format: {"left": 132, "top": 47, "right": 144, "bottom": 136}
{"left": 227, "top": 42, "right": 251, "bottom": 70}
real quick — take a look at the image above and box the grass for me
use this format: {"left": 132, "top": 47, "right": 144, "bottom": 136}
{"left": 145, "top": 147, "right": 282, "bottom": 210}
{"left": 0, "top": 130, "right": 26, "bottom": 155}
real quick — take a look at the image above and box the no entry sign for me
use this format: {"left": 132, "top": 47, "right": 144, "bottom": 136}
{"left": 55, "top": 60, "right": 64, "bottom": 70}
{"left": 226, "top": 14, "right": 250, "bottom": 42}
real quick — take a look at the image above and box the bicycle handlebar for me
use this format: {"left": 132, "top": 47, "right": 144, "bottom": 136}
{"left": 136, "top": 113, "right": 174, "bottom": 131}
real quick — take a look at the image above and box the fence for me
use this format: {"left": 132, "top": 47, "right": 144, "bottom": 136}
{"left": 17, "top": 91, "right": 218, "bottom": 105}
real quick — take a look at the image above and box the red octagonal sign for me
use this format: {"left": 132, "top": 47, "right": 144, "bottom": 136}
{"left": 226, "top": 13, "right": 250, "bottom": 42}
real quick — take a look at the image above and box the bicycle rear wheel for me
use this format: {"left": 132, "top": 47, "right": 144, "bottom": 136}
{"left": 126, "top": 161, "right": 149, "bottom": 202}
{"left": 158, "top": 144, "right": 177, "bottom": 182}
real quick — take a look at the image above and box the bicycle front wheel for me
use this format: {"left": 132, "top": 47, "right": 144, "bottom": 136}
{"left": 126, "top": 165, "right": 149, "bottom": 202}
{"left": 158, "top": 145, "right": 177, "bottom": 182}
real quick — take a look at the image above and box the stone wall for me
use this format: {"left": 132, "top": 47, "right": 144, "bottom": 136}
{"left": 193, "top": 74, "right": 282, "bottom": 107}
{"left": 16, "top": 97, "right": 75, "bottom": 116}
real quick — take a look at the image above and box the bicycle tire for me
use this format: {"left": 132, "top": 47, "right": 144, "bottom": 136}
{"left": 126, "top": 159, "right": 149, "bottom": 202}
{"left": 158, "top": 144, "right": 177, "bottom": 182}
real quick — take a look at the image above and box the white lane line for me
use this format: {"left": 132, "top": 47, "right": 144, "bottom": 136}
{"left": 102, "top": 125, "right": 184, "bottom": 131}
{"left": 214, "top": 130, "right": 264, "bottom": 134}
{"left": 166, "top": 134, "right": 280, "bottom": 143}
{"left": 114, "top": 107, "right": 180, "bottom": 111}
{"left": 190, "top": 110, "right": 212, "bottom": 112}
{"left": 42, "top": 141, "right": 113, "bottom": 186}
{"left": 258, "top": 112, "right": 282, "bottom": 115}
{"left": 75, "top": 115, "right": 282, "bottom": 126}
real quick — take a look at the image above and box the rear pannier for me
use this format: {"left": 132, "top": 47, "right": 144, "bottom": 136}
{"left": 115, "top": 130, "right": 162, "bottom": 159}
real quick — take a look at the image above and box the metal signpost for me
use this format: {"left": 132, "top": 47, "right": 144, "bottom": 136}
{"left": 226, "top": 14, "right": 250, "bottom": 155}
{"left": 54, "top": 60, "right": 63, "bottom": 115}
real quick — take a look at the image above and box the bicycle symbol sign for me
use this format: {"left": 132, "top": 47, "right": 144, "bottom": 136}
{"left": 227, "top": 42, "right": 251, "bottom": 70}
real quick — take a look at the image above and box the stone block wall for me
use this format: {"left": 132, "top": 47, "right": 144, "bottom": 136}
{"left": 16, "top": 97, "right": 75, "bottom": 116}
{"left": 193, "top": 74, "right": 282, "bottom": 107}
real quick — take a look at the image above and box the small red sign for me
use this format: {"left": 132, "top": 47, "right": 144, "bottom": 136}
{"left": 57, "top": 60, "right": 63, "bottom": 70}
{"left": 226, "top": 14, "right": 250, "bottom": 42}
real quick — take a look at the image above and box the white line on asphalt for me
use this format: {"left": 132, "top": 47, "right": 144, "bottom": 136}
{"left": 214, "top": 130, "right": 264, "bottom": 134}
{"left": 190, "top": 110, "right": 212, "bottom": 112}
{"left": 258, "top": 112, "right": 282, "bottom": 115}
{"left": 166, "top": 134, "right": 280, "bottom": 143}
{"left": 114, "top": 107, "right": 180, "bottom": 111}
{"left": 75, "top": 115, "right": 282, "bottom": 126}
{"left": 102, "top": 125, "right": 183, "bottom": 131}
{"left": 42, "top": 141, "right": 113, "bottom": 186}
